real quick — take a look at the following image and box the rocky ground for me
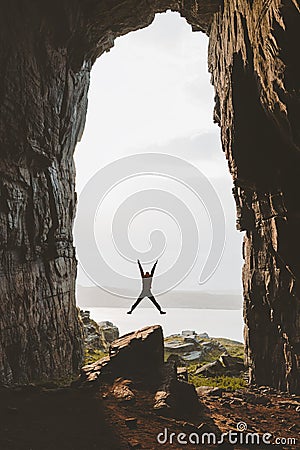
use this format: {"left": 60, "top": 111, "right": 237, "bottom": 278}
{"left": 0, "top": 377, "right": 299, "bottom": 449}
{"left": 97, "top": 381, "right": 300, "bottom": 449}
{"left": 0, "top": 324, "right": 299, "bottom": 449}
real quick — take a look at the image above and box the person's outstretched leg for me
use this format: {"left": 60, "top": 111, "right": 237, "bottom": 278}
{"left": 127, "top": 295, "right": 144, "bottom": 314}
{"left": 148, "top": 295, "right": 166, "bottom": 314}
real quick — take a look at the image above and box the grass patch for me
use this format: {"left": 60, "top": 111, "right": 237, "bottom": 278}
{"left": 164, "top": 335, "right": 245, "bottom": 391}
{"left": 188, "top": 363, "right": 247, "bottom": 391}
{"left": 188, "top": 373, "right": 247, "bottom": 391}
{"left": 84, "top": 349, "right": 108, "bottom": 365}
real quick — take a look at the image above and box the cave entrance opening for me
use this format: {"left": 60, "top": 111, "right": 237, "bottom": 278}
{"left": 74, "top": 11, "right": 244, "bottom": 343}
{"left": 1, "top": 1, "right": 299, "bottom": 391}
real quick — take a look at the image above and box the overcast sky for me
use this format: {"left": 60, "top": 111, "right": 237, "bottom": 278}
{"left": 74, "top": 11, "right": 244, "bottom": 294}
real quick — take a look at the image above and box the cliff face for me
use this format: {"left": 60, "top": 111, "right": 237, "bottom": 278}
{"left": 0, "top": 2, "right": 88, "bottom": 383}
{"left": 0, "top": 0, "right": 299, "bottom": 391}
{"left": 208, "top": 0, "right": 300, "bottom": 393}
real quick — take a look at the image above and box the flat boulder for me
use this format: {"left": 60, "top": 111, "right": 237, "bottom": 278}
{"left": 219, "top": 353, "right": 245, "bottom": 374}
{"left": 196, "top": 353, "right": 244, "bottom": 377}
{"left": 195, "top": 360, "right": 225, "bottom": 376}
{"left": 196, "top": 386, "right": 224, "bottom": 397}
{"left": 80, "top": 325, "right": 164, "bottom": 385}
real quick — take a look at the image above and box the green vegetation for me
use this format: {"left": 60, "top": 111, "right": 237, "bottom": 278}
{"left": 164, "top": 334, "right": 246, "bottom": 392}
{"left": 188, "top": 370, "right": 247, "bottom": 391}
{"left": 84, "top": 349, "right": 108, "bottom": 365}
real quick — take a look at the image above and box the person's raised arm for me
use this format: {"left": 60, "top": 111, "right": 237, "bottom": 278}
{"left": 137, "top": 259, "right": 144, "bottom": 277}
{"left": 151, "top": 260, "right": 158, "bottom": 277}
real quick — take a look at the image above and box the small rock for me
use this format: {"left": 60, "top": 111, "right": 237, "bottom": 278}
{"left": 195, "top": 360, "right": 224, "bottom": 376}
{"left": 177, "top": 367, "right": 188, "bottom": 382}
{"left": 196, "top": 386, "right": 224, "bottom": 397}
{"left": 128, "top": 439, "right": 142, "bottom": 448}
{"left": 153, "top": 390, "right": 171, "bottom": 415}
{"left": 112, "top": 378, "right": 135, "bottom": 403}
{"left": 125, "top": 417, "right": 138, "bottom": 429}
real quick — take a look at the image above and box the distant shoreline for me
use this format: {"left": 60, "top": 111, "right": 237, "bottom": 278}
{"left": 77, "top": 285, "right": 243, "bottom": 310}
{"left": 79, "top": 305, "right": 242, "bottom": 310}
{"left": 83, "top": 307, "right": 244, "bottom": 342}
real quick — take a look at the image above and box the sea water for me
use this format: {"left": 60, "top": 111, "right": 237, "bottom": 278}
{"left": 87, "top": 307, "right": 244, "bottom": 342}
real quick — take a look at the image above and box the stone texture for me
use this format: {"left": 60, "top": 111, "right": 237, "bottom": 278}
{"left": 154, "top": 360, "right": 200, "bottom": 417}
{"left": 0, "top": 2, "right": 89, "bottom": 384}
{"left": 81, "top": 325, "right": 164, "bottom": 384}
{"left": 80, "top": 310, "right": 105, "bottom": 351}
{"left": 196, "top": 386, "right": 224, "bottom": 397}
{"left": 98, "top": 321, "right": 120, "bottom": 350}
{"left": 111, "top": 378, "right": 135, "bottom": 403}
{"left": 208, "top": 0, "right": 300, "bottom": 393}
{"left": 0, "top": 0, "right": 299, "bottom": 392}
{"left": 79, "top": 311, "right": 119, "bottom": 351}
{"left": 195, "top": 353, "right": 245, "bottom": 376}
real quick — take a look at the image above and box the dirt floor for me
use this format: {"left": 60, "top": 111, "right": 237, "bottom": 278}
{"left": 0, "top": 382, "right": 299, "bottom": 450}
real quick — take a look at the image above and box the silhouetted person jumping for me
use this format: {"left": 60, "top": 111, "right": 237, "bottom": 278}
{"left": 127, "top": 259, "right": 166, "bottom": 314}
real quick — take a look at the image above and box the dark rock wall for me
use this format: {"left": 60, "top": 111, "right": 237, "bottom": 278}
{"left": 0, "top": 0, "right": 299, "bottom": 391}
{"left": 208, "top": 0, "right": 300, "bottom": 393}
{"left": 0, "top": 2, "right": 87, "bottom": 384}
